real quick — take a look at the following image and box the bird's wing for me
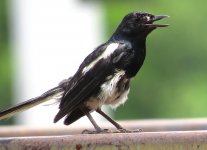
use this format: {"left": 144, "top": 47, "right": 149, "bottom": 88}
{"left": 53, "top": 43, "right": 116, "bottom": 122}
{"left": 54, "top": 58, "right": 114, "bottom": 123}
{"left": 53, "top": 42, "right": 132, "bottom": 123}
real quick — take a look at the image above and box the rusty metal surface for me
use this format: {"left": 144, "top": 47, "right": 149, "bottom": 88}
{"left": 1, "top": 131, "right": 207, "bottom": 149}
{"left": 1, "top": 118, "right": 207, "bottom": 137}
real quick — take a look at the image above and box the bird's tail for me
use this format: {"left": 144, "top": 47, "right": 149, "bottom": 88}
{"left": 0, "top": 86, "right": 64, "bottom": 120}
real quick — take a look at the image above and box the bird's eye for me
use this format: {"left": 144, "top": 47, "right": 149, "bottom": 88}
{"left": 145, "top": 16, "right": 151, "bottom": 22}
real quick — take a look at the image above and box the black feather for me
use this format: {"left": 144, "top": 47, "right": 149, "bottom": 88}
{"left": 54, "top": 58, "right": 114, "bottom": 123}
{"left": 0, "top": 86, "right": 64, "bottom": 120}
{"left": 0, "top": 12, "right": 168, "bottom": 130}
{"left": 64, "top": 107, "right": 90, "bottom": 125}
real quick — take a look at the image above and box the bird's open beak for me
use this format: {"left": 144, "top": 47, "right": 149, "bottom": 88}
{"left": 146, "top": 15, "right": 169, "bottom": 27}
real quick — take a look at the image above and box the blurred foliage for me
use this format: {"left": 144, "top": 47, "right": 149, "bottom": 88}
{"left": 104, "top": 0, "right": 207, "bottom": 119}
{"left": 0, "top": 0, "right": 13, "bottom": 124}
{"left": 0, "top": 0, "right": 207, "bottom": 125}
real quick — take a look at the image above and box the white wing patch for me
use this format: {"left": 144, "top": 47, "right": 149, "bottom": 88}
{"left": 82, "top": 43, "right": 119, "bottom": 74}
{"left": 102, "top": 43, "right": 119, "bottom": 58}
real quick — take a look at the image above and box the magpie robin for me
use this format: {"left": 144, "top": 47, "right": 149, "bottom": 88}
{"left": 0, "top": 12, "right": 168, "bottom": 133}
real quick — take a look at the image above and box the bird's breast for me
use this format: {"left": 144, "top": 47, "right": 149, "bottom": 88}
{"left": 84, "top": 70, "right": 130, "bottom": 110}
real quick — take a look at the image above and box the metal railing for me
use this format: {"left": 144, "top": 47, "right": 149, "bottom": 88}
{"left": 1, "top": 118, "right": 207, "bottom": 149}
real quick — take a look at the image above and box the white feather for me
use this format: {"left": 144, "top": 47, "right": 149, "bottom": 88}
{"left": 82, "top": 43, "right": 119, "bottom": 74}
{"left": 99, "top": 70, "right": 125, "bottom": 100}
{"left": 110, "top": 88, "right": 130, "bottom": 109}
{"left": 85, "top": 70, "right": 130, "bottom": 110}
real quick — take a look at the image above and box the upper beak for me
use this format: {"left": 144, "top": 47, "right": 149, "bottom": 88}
{"left": 146, "top": 15, "right": 169, "bottom": 27}
{"left": 153, "top": 15, "right": 169, "bottom": 22}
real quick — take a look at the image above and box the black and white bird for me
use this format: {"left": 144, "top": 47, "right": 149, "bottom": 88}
{"left": 0, "top": 12, "right": 168, "bottom": 133}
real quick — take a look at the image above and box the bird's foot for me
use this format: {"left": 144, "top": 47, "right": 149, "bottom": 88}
{"left": 82, "top": 129, "right": 111, "bottom": 134}
{"left": 82, "top": 128, "right": 142, "bottom": 134}
{"left": 117, "top": 128, "right": 142, "bottom": 133}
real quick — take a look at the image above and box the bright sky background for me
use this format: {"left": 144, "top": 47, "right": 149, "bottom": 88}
{"left": 10, "top": 0, "right": 104, "bottom": 126}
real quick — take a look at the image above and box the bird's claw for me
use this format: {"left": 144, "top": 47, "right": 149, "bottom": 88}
{"left": 82, "top": 129, "right": 110, "bottom": 134}
{"left": 82, "top": 128, "right": 142, "bottom": 134}
{"left": 117, "top": 128, "right": 142, "bottom": 133}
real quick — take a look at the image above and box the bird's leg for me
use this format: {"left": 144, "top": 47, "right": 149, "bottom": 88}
{"left": 85, "top": 111, "right": 102, "bottom": 132}
{"left": 96, "top": 108, "right": 123, "bottom": 130}
{"left": 81, "top": 107, "right": 109, "bottom": 134}
{"left": 96, "top": 108, "right": 142, "bottom": 133}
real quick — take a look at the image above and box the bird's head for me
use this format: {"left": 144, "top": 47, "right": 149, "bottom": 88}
{"left": 112, "top": 12, "right": 169, "bottom": 41}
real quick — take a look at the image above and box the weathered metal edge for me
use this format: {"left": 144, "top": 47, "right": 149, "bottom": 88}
{"left": 1, "top": 118, "right": 207, "bottom": 137}
{"left": 1, "top": 131, "right": 207, "bottom": 149}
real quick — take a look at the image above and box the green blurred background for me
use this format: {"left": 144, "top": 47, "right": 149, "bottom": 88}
{"left": 0, "top": 0, "right": 13, "bottom": 125}
{"left": 0, "top": 0, "right": 207, "bottom": 125}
